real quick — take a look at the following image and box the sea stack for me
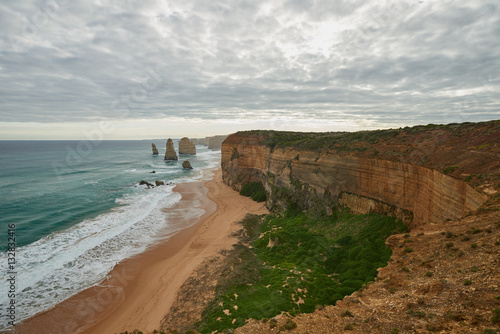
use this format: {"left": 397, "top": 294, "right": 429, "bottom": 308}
{"left": 152, "top": 143, "right": 159, "bottom": 155}
{"left": 182, "top": 160, "right": 193, "bottom": 169}
{"left": 164, "top": 138, "right": 178, "bottom": 160}
{"left": 178, "top": 137, "right": 196, "bottom": 155}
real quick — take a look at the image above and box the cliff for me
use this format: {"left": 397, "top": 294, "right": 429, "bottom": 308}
{"left": 191, "top": 135, "right": 228, "bottom": 149}
{"left": 222, "top": 121, "right": 499, "bottom": 225}
{"left": 164, "top": 138, "right": 178, "bottom": 160}
{"left": 178, "top": 137, "right": 196, "bottom": 155}
{"left": 207, "top": 135, "right": 228, "bottom": 150}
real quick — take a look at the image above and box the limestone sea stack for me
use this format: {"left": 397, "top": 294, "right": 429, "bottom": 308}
{"left": 164, "top": 138, "right": 178, "bottom": 160}
{"left": 152, "top": 143, "right": 159, "bottom": 155}
{"left": 178, "top": 137, "right": 196, "bottom": 155}
{"left": 182, "top": 160, "right": 193, "bottom": 169}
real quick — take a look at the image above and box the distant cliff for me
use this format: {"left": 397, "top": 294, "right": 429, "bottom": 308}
{"left": 222, "top": 121, "right": 499, "bottom": 225}
{"left": 192, "top": 135, "right": 228, "bottom": 150}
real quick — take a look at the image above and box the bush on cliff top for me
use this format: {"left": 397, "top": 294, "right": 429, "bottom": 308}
{"left": 240, "top": 181, "right": 267, "bottom": 202}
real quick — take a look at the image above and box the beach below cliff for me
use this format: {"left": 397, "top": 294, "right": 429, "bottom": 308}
{"left": 13, "top": 169, "right": 268, "bottom": 334}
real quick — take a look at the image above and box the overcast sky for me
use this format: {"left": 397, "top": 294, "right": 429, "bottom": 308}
{"left": 0, "top": 0, "right": 499, "bottom": 139}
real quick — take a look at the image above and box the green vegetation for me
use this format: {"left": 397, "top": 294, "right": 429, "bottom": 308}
{"left": 196, "top": 211, "right": 407, "bottom": 333}
{"left": 492, "top": 308, "right": 500, "bottom": 324}
{"left": 240, "top": 181, "right": 267, "bottom": 202}
{"left": 443, "top": 166, "right": 459, "bottom": 175}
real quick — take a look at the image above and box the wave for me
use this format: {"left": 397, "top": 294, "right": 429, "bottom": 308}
{"left": 0, "top": 185, "right": 183, "bottom": 325}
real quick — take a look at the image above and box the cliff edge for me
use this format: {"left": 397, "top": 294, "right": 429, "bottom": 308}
{"left": 222, "top": 121, "right": 499, "bottom": 226}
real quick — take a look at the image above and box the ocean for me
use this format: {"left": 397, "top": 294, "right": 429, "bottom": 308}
{"left": 0, "top": 140, "right": 220, "bottom": 328}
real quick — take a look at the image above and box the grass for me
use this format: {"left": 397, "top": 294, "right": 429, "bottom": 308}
{"left": 240, "top": 181, "right": 267, "bottom": 202}
{"left": 196, "top": 211, "right": 407, "bottom": 333}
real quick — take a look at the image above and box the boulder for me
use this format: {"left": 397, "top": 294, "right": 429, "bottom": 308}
{"left": 164, "top": 138, "right": 178, "bottom": 160}
{"left": 182, "top": 160, "right": 193, "bottom": 169}
{"left": 178, "top": 137, "right": 196, "bottom": 155}
{"left": 139, "top": 180, "right": 154, "bottom": 188}
{"left": 152, "top": 143, "right": 159, "bottom": 155}
{"left": 155, "top": 180, "right": 165, "bottom": 186}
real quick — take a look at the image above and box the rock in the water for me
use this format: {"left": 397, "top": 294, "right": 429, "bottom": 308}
{"left": 155, "top": 180, "right": 165, "bottom": 186}
{"left": 152, "top": 143, "right": 159, "bottom": 155}
{"left": 164, "top": 138, "right": 178, "bottom": 160}
{"left": 178, "top": 137, "right": 196, "bottom": 155}
{"left": 139, "top": 180, "right": 154, "bottom": 188}
{"left": 182, "top": 160, "right": 193, "bottom": 169}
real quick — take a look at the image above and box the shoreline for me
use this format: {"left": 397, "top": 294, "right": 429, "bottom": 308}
{"left": 13, "top": 169, "right": 268, "bottom": 334}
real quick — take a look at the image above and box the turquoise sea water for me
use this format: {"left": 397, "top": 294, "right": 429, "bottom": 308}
{"left": 0, "top": 140, "right": 220, "bottom": 327}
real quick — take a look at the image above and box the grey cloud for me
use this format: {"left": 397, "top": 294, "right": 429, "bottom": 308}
{"left": 0, "top": 0, "right": 498, "bottom": 126}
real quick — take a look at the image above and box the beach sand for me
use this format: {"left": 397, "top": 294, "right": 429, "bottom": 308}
{"left": 13, "top": 169, "right": 268, "bottom": 334}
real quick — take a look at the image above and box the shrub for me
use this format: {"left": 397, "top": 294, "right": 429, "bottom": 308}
{"left": 464, "top": 280, "right": 472, "bottom": 286}
{"left": 471, "top": 243, "right": 478, "bottom": 249}
{"left": 443, "top": 166, "right": 459, "bottom": 175}
{"left": 404, "top": 247, "right": 414, "bottom": 254}
{"left": 344, "top": 323, "right": 354, "bottom": 330}
{"left": 240, "top": 181, "right": 267, "bottom": 202}
{"left": 445, "top": 242, "right": 454, "bottom": 248}
{"left": 282, "top": 319, "right": 297, "bottom": 330}
{"left": 341, "top": 310, "right": 354, "bottom": 317}
{"left": 425, "top": 271, "right": 433, "bottom": 277}
{"left": 492, "top": 309, "right": 500, "bottom": 324}
{"left": 483, "top": 329, "right": 498, "bottom": 334}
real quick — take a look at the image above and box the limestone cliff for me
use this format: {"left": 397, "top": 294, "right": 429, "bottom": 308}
{"left": 164, "top": 138, "right": 178, "bottom": 161}
{"left": 207, "top": 135, "right": 228, "bottom": 150}
{"left": 222, "top": 121, "right": 499, "bottom": 225}
{"left": 152, "top": 143, "right": 159, "bottom": 155}
{"left": 190, "top": 135, "right": 228, "bottom": 149}
{"left": 178, "top": 137, "right": 196, "bottom": 155}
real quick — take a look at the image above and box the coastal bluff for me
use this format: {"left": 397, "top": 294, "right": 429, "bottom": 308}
{"left": 222, "top": 121, "right": 499, "bottom": 225}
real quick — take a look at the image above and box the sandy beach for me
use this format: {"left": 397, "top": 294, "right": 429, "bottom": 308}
{"left": 13, "top": 169, "right": 268, "bottom": 334}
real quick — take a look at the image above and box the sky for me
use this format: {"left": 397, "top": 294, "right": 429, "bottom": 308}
{"left": 0, "top": 0, "right": 499, "bottom": 139}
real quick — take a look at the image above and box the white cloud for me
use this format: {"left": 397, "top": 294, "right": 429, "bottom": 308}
{"left": 0, "top": 0, "right": 499, "bottom": 139}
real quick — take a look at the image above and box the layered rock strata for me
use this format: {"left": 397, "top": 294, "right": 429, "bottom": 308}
{"left": 178, "top": 137, "right": 196, "bottom": 155}
{"left": 164, "top": 138, "right": 178, "bottom": 160}
{"left": 221, "top": 129, "right": 491, "bottom": 225}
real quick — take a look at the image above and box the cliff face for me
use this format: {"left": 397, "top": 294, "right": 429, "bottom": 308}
{"left": 178, "top": 137, "right": 196, "bottom": 155}
{"left": 222, "top": 122, "right": 499, "bottom": 225}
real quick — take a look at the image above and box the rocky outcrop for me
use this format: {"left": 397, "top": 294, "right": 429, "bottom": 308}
{"left": 221, "top": 123, "right": 497, "bottom": 225}
{"left": 178, "top": 137, "right": 196, "bottom": 155}
{"left": 182, "top": 160, "right": 193, "bottom": 169}
{"left": 152, "top": 143, "right": 159, "bottom": 155}
{"left": 155, "top": 180, "right": 165, "bottom": 186}
{"left": 139, "top": 180, "right": 154, "bottom": 188}
{"left": 164, "top": 138, "right": 178, "bottom": 161}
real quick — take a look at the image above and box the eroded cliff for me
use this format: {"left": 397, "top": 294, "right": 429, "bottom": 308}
{"left": 222, "top": 121, "right": 499, "bottom": 225}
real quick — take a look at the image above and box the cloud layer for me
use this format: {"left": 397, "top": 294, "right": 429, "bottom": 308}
{"left": 1, "top": 0, "right": 499, "bottom": 130}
